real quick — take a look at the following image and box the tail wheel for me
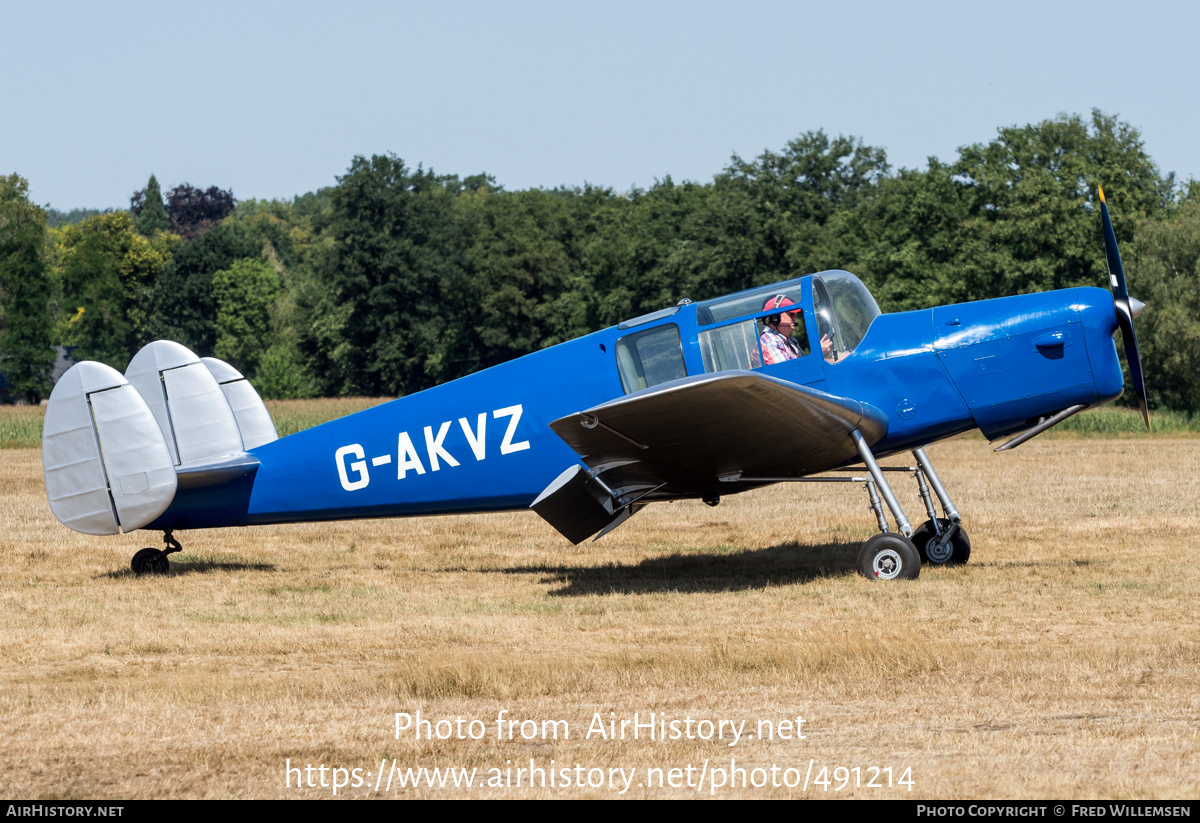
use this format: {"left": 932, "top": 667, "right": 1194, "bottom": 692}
{"left": 131, "top": 548, "right": 170, "bottom": 575}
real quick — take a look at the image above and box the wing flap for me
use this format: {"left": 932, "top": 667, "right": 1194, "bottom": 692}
{"left": 530, "top": 464, "right": 626, "bottom": 544}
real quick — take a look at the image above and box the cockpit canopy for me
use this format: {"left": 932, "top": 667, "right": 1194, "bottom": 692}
{"left": 615, "top": 271, "right": 881, "bottom": 395}
{"left": 694, "top": 270, "right": 880, "bottom": 365}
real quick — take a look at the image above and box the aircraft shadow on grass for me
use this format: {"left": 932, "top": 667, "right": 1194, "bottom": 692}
{"left": 508, "top": 550, "right": 1097, "bottom": 596}
{"left": 98, "top": 557, "right": 277, "bottom": 579}
{"left": 494, "top": 541, "right": 864, "bottom": 596}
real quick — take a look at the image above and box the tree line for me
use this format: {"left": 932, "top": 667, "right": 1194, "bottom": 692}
{"left": 2, "top": 110, "right": 1198, "bottom": 413}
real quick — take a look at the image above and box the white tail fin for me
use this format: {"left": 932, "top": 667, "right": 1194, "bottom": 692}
{"left": 124, "top": 341, "right": 245, "bottom": 466}
{"left": 42, "top": 362, "right": 178, "bottom": 535}
{"left": 200, "top": 357, "right": 278, "bottom": 450}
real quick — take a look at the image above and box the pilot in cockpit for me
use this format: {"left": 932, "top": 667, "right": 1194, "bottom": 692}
{"left": 760, "top": 295, "right": 834, "bottom": 364}
{"left": 760, "top": 295, "right": 803, "bottom": 364}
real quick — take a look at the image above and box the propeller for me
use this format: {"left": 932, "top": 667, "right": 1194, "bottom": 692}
{"left": 1098, "top": 186, "right": 1150, "bottom": 429}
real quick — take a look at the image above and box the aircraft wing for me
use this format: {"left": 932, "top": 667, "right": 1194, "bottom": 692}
{"left": 534, "top": 371, "right": 887, "bottom": 542}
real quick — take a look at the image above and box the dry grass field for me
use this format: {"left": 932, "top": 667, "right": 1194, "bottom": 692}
{"left": 1, "top": 435, "right": 1198, "bottom": 799}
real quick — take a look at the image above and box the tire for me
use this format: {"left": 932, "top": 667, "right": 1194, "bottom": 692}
{"left": 857, "top": 533, "right": 921, "bottom": 581}
{"left": 131, "top": 548, "right": 170, "bottom": 575}
{"left": 911, "top": 519, "right": 971, "bottom": 566}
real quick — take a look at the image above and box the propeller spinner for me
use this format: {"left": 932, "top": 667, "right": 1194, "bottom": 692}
{"left": 1098, "top": 186, "right": 1150, "bottom": 429}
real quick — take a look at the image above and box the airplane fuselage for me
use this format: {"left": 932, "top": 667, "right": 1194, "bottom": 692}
{"left": 150, "top": 274, "right": 1124, "bottom": 532}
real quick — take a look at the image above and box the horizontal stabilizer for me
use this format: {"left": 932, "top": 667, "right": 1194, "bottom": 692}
{"left": 176, "top": 452, "right": 261, "bottom": 490}
{"left": 42, "top": 362, "right": 177, "bottom": 535}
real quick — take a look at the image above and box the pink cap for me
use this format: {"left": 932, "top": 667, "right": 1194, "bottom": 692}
{"left": 763, "top": 294, "right": 796, "bottom": 314}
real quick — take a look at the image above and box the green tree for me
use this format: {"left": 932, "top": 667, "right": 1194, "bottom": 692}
{"left": 53, "top": 211, "right": 175, "bottom": 368}
{"left": 45, "top": 207, "right": 113, "bottom": 228}
{"left": 0, "top": 174, "right": 55, "bottom": 401}
{"left": 580, "top": 179, "right": 710, "bottom": 325}
{"left": 212, "top": 257, "right": 280, "bottom": 377}
{"left": 252, "top": 342, "right": 319, "bottom": 399}
{"left": 824, "top": 160, "right": 978, "bottom": 311}
{"left": 718, "top": 130, "right": 891, "bottom": 282}
{"left": 1128, "top": 204, "right": 1200, "bottom": 414}
{"left": 133, "top": 174, "right": 170, "bottom": 236}
{"left": 145, "top": 220, "right": 261, "bottom": 355}
{"left": 576, "top": 132, "right": 892, "bottom": 323}
{"left": 831, "top": 111, "right": 1175, "bottom": 313}
{"left": 459, "top": 186, "right": 595, "bottom": 366}
{"left": 227, "top": 194, "right": 329, "bottom": 397}
{"left": 231, "top": 194, "right": 328, "bottom": 273}
{"left": 951, "top": 110, "right": 1171, "bottom": 298}
{"left": 306, "top": 154, "right": 470, "bottom": 396}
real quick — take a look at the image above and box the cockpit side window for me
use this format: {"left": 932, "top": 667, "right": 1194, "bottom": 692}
{"left": 615, "top": 324, "right": 687, "bottom": 394}
{"left": 699, "top": 320, "right": 763, "bottom": 372}
{"left": 697, "top": 289, "right": 808, "bottom": 374}
{"left": 812, "top": 278, "right": 838, "bottom": 362}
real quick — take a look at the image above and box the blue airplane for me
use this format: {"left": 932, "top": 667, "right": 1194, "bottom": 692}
{"left": 41, "top": 190, "right": 1146, "bottom": 581}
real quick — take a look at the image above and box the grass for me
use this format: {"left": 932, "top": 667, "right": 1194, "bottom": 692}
{"left": 265, "top": 397, "right": 391, "bottom": 437}
{"left": 1053, "top": 404, "right": 1200, "bottom": 435}
{"left": 1, "top": 438, "right": 1198, "bottom": 798}
{"left": 0, "top": 405, "right": 46, "bottom": 449}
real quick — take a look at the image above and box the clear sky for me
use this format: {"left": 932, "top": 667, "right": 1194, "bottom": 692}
{"left": 3, "top": 0, "right": 1197, "bottom": 210}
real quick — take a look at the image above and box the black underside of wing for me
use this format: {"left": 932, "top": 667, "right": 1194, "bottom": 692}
{"left": 549, "top": 370, "right": 888, "bottom": 500}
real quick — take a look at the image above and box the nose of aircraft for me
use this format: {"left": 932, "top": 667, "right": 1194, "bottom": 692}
{"left": 1128, "top": 295, "right": 1145, "bottom": 321}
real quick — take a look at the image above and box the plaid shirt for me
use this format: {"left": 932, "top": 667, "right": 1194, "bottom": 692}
{"left": 760, "top": 327, "right": 801, "bottom": 365}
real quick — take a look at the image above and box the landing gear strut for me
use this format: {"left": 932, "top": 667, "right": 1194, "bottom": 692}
{"left": 131, "top": 530, "right": 182, "bottom": 576}
{"left": 908, "top": 447, "right": 970, "bottom": 566}
{"left": 717, "top": 437, "right": 969, "bottom": 581}
{"left": 849, "top": 430, "right": 919, "bottom": 580}
{"left": 848, "top": 438, "right": 969, "bottom": 579}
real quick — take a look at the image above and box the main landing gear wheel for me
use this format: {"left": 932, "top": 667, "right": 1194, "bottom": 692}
{"left": 857, "top": 533, "right": 921, "bottom": 581}
{"left": 131, "top": 547, "right": 170, "bottom": 575}
{"left": 910, "top": 519, "right": 971, "bottom": 566}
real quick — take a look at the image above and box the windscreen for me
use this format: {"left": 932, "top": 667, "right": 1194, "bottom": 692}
{"left": 812, "top": 271, "right": 880, "bottom": 362}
